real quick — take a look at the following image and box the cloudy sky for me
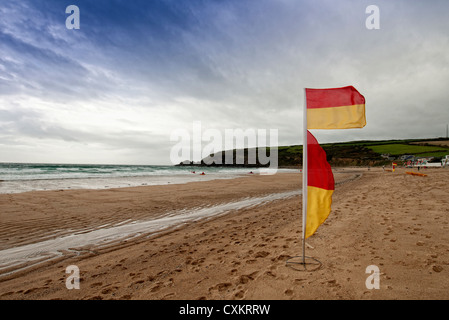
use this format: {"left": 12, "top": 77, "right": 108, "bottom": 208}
{"left": 1, "top": 0, "right": 448, "bottom": 165}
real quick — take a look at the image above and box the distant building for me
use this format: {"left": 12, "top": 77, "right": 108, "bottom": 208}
{"left": 414, "top": 157, "right": 439, "bottom": 167}
{"left": 400, "top": 155, "right": 415, "bottom": 161}
{"left": 415, "top": 157, "right": 433, "bottom": 163}
{"left": 381, "top": 154, "right": 395, "bottom": 161}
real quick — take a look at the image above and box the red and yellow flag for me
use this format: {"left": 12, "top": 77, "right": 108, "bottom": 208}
{"left": 306, "top": 86, "right": 366, "bottom": 129}
{"left": 306, "top": 130, "right": 335, "bottom": 238}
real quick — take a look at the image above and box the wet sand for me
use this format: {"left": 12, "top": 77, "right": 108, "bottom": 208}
{"left": 0, "top": 168, "right": 448, "bottom": 300}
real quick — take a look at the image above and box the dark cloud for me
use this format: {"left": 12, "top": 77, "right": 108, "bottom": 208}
{"left": 1, "top": 0, "right": 449, "bottom": 164}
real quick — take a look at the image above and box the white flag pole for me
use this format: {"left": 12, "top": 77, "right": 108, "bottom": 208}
{"left": 302, "top": 88, "right": 308, "bottom": 265}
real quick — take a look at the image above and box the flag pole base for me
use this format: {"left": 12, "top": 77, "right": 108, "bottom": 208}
{"left": 286, "top": 256, "right": 322, "bottom": 271}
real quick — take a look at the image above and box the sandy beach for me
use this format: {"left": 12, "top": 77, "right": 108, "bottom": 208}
{"left": 0, "top": 167, "right": 448, "bottom": 300}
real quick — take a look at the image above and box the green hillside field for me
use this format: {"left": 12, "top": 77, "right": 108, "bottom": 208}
{"left": 178, "top": 138, "right": 449, "bottom": 168}
{"left": 276, "top": 138, "right": 449, "bottom": 167}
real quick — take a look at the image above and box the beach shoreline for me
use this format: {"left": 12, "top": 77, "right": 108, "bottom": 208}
{"left": 1, "top": 167, "right": 448, "bottom": 300}
{"left": 0, "top": 163, "right": 298, "bottom": 194}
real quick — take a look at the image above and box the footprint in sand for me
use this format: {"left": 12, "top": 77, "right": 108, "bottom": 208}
{"left": 132, "top": 279, "right": 145, "bottom": 285}
{"left": 284, "top": 289, "right": 294, "bottom": 296}
{"left": 151, "top": 284, "right": 162, "bottom": 292}
{"left": 254, "top": 251, "right": 270, "bottom": 258}
{"left": 264, "top": 270, "right": 276, "bottom": 278}
{"left": 237, "top": 271, "right": 259, "bottom": 285}
{"left": 326, "top": 279, "right": 338, "bottom": 287}
{"left": 101, "top": 286, "right": 118, "bottom": 294}
{"left": 271, "top": 254, "right": 290, "bottom": 262}
{"left": 210, "top": 283, "right": 232, "bottom": 294}
{"left": 190, "top": 257, "right": 205, "bottom": 266}
{"left": 162, "top": 293, "right": 175, "bottom": 299}
{"left": 90, "top": 282, "right": 103, "bottom": 288}
{"left": 432, "top": 265, "right": 443, "bottom": 273}
{"left": 0, "top": 292, "right": 15, "bottom": 297}
{"left": 23, "top": 288, "right": 39, "bottom": 295}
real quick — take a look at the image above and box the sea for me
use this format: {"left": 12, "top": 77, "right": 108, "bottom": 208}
{"left": 0, "top": 163, "right": 294, "bottom": 194}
